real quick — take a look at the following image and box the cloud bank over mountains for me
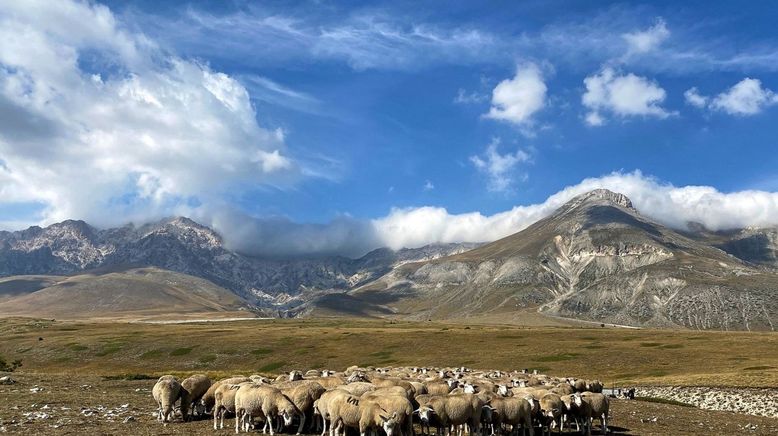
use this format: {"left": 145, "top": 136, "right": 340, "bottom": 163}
{"left": 211, "top": 171, "right": 778, "bottom": 258}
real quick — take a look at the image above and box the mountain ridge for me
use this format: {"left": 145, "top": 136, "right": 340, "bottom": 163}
{"left": 1, "top": 189, "right": 777, "bottom": 329}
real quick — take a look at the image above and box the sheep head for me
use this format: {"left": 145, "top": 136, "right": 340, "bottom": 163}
{"left": 380, "top": 412, "right": 399, "bottom": 436}
{"left": 417, "top": 405, "right": 434, "bottom": 423}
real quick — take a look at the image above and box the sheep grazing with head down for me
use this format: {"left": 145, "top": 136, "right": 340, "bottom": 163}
{"left": 358, "top": 401, "right": 403, "bottom": 436}
{"left": 280, "top": 381, "right": 326, "bottom": 434}
{"left": 180, "top": 374, "right": 211, "bottom": 421}
{"left": 235, "top": 384, "right": 301, "bottom": 434}
{"left": 359, "top": 391, "right": 414, "bottom": 436}
{"left": 152, "top": 375, "right": 181, "bottom": 424}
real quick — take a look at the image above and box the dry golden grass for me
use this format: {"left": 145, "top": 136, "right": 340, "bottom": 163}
{"left": 1, "top": 317, "right": 777, "bottom": 388}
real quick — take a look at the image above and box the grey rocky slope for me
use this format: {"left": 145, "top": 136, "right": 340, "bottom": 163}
{"left": 0, "top": 217, "right": 478, "bottom": 308}
{"left": 683, "top": 225, "right": 778, "bottom": 270}
{"left": 344, "top": 189, "right": 778, "bottom": 330}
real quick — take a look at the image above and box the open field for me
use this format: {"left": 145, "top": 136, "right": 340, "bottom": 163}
{"left": 1, "top": 317, "right": 778, "bottom": 434}
{"left": 1, "top": 317, "right": 777, "bottom": 387}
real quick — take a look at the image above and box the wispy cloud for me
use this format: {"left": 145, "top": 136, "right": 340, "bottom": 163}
{"left": 470, "top": 138, "right": 531, "bottom": 192}
{"left": 127, "top": 5, "right": 778, "bottom": 75}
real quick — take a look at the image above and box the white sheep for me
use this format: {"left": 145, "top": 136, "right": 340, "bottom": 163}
{"left": 280, "top": 381, "right": 326, "bottom": 434}
{"left": 202, "top": 376, "right": 252, "bottom": 413}
{"left": 234, "top": 384, "right": 300, "bottom": 434}
{"left": 180, "top": 373, "right": 211, "bottom": 421}
{"left": 417, "top": 393, "right": 484, "bottom": 436}
{"left": 152, "top": 375, "right": 181, "bottom": 424}
{"left": 581, "top": 392, "right": 609, "bottom": 435}
{"left": 213, "top": 382, "right": 252, "bottom": 430}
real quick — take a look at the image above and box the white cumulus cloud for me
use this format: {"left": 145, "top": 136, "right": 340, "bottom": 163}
{"left": 582, "top": 67, "right": 673, "bottom": 125}
{"left": 685, "top": 78, "right": 778, "bottom": 115}
{"left": 470, "top": 139, "right": 531, "bottom": 192}
{"left": 485, "top": 63, "right": 547, "bottom": 127}
{"left": 0, "top": 0, "right": 300, "bottom": 228}
{"left": 711, "top": 78, "right": 778, "bottom": 115}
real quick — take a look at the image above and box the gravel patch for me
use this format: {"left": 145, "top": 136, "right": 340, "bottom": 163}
{"left": 637, "top": 386, "right": 778, "bottom": 418}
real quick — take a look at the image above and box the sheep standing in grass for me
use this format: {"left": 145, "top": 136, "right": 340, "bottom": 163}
{"left": 235, "top": 384, "right": 300, "bottom": 434}
{"left": 152, "top": 375, "right": 181, "bottom": 424}
{"left": 417, "top": 393, "right": 484, "bottom": 436}
{"left": 280, "top": 381, "right": 326, "bottom": 434}
{"left": 316, "top": 389, "right": 353, "bottom": 436}
{"left": 360, "top": 392, "right": 414, "bottom": 436}
{"left": 488, "top": 396, "right": 534, "bottom": 436}
{"left": 213, "top": 382, "right": 252, "bottom": 430}
{"left": 561, "top": 393, "right": 592, "bottom": 436}
{"left": 581, "top": 392, "right": 609, "bottom": 435}
{"left": 358, "top": 402, "right": 402, "bottom": 436}
{"left": 180, "top": 374, "right": 211, "bottom": 421}
{"left": 328, "top": 392, "right": 362, "bottom": 436}
{"left": 538, "top": 393, "right": 566, "bottom": 433}
{"left": 202, "top": 376, "right": 252, "bottom": 413}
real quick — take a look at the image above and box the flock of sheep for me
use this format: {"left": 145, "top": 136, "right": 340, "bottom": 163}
{"left": 152, "top": 366, "right": 611, "bottom": 436}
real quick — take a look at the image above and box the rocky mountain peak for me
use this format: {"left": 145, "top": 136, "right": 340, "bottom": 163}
{"left": 556, "top": 189, "right": 636, "bottom": 217}
{"left": 577, "top": 189, "right": 634, "bottom": 209}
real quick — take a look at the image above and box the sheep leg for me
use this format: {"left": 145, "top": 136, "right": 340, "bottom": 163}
{"left": 600, "top": 414, "right": 607, "bottom": 435}
{"left": 214, "top": 406, "right": 220, "bottom": 430}
{"left": 235, "top": 410, "right": 242, "bottom": 434}
{"left": 297, "top": 411, "right": 306, "bottom": 435}
{"left": 330, "top": 419, "right": 338, "bottom": 436}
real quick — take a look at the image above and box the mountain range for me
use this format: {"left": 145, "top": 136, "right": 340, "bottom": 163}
{"left": 1, "top": 189, "right": 776, "bottom": 330}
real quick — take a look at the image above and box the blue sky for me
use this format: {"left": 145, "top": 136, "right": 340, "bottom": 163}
{"left": 1, "top": 1, "right": 778, "bottom": 257}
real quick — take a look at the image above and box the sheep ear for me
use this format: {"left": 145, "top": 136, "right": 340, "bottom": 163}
{"left": 379, "top": 414, "right": 389, "bottom": 422}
